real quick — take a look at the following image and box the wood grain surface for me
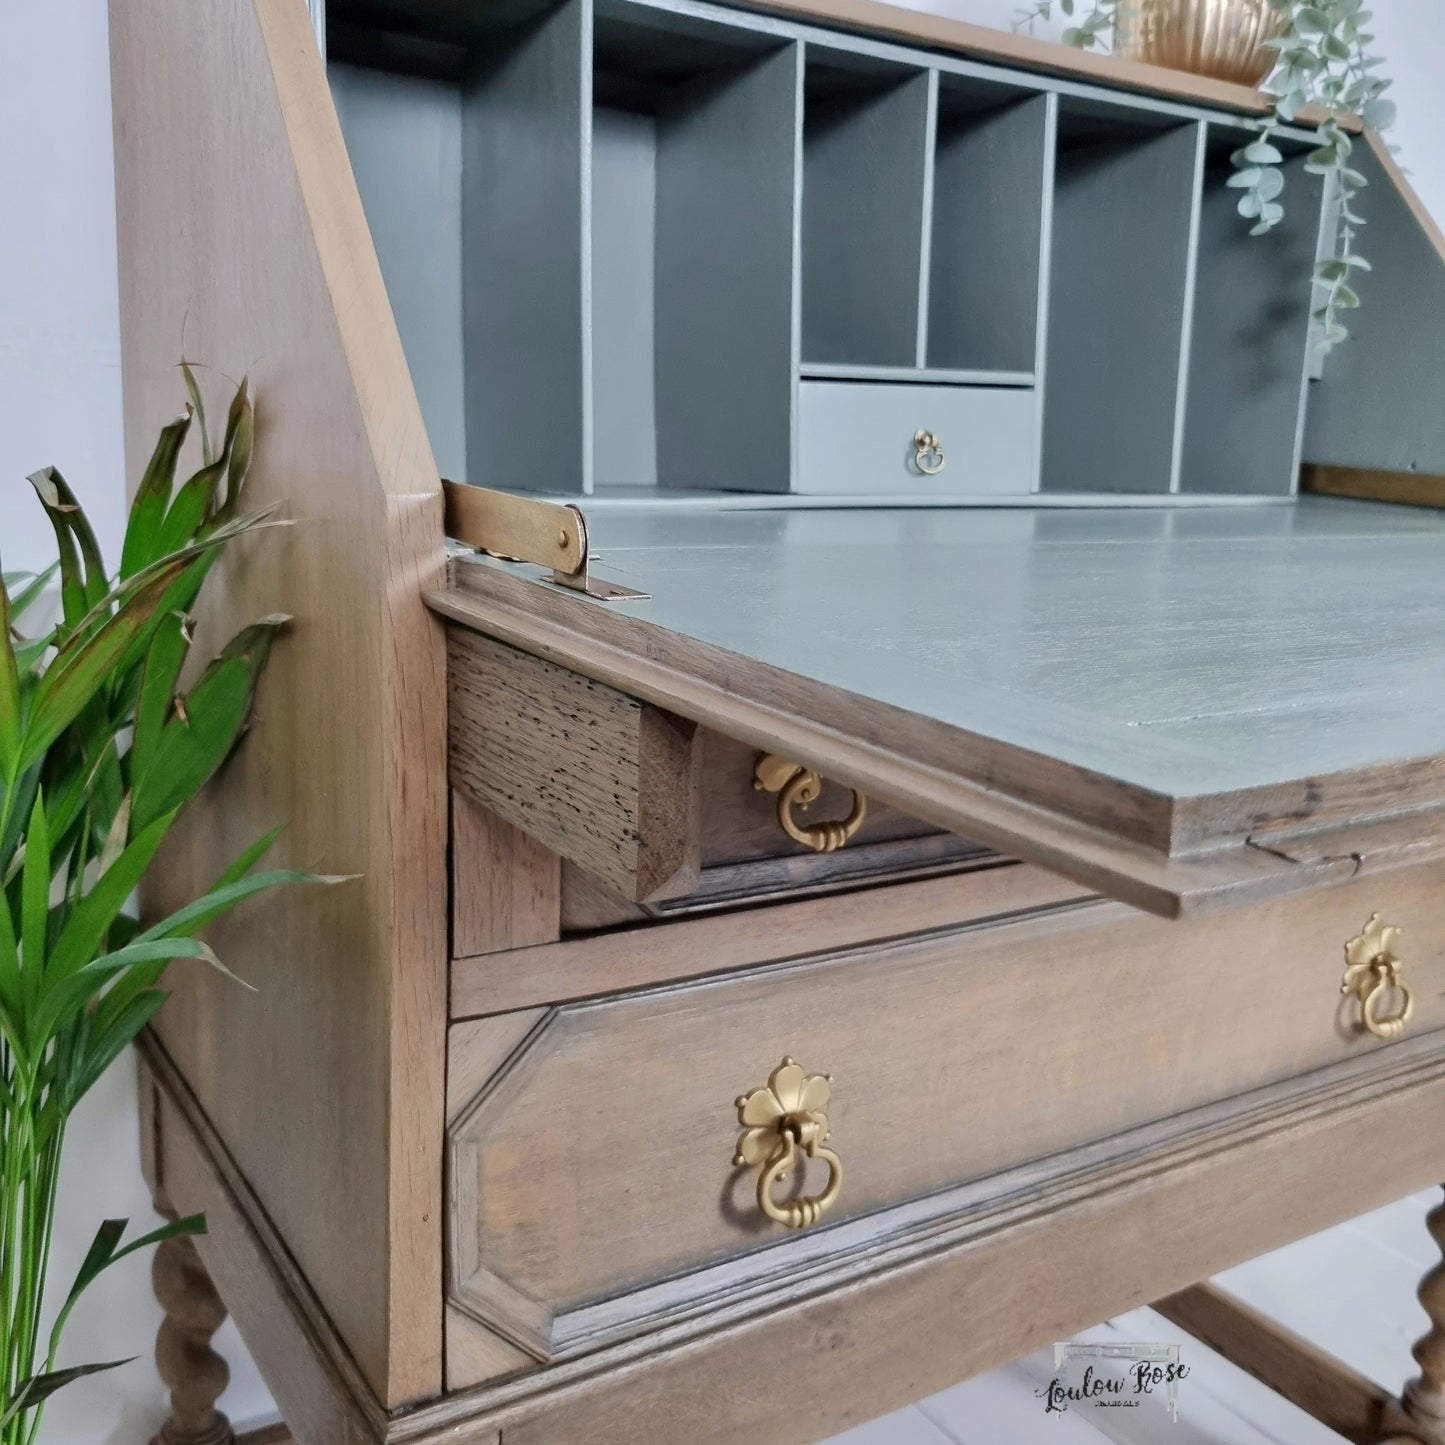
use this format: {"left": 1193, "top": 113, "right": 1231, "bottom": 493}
{"left": 448, "top": 630, "right": 701, "bottom": 900}
{"left": 560, "top": 830, "right": 1003, "bottom": 930}
{"left": 141, "top": 981, "right": 1445, "bottom": 1444}
{"left": 451, "top": 792, "right": 560, "bottom": 958}
{"left": 422, "top": 1038, "right": 1445, "bottom": 1439}
{"left": 454, "top": 860, "right": 1087, "bottom": 1017}
{"left": 737, "top": 0, "right": 1321, "bottom": 117}
{"left": 434, "top": 599, "right": 1253, "bottom": 919}
{"left": 447, "top": 860, "right": 1445, "bottom": 1343}
{"left": 138, "top": 1040, "right": 386, "bottom": 1444}
{"left": 1153, "top": 1283, "right": 1416, "bottom": 1443}
{"left": 1303, "top": 465, "right": 1445, "bottom": 511}
{"left": 554, "top": 722, "right": 998, "bottom": 931}
{"left": 110, "top": 0, "right": 446, "bottom": 1403}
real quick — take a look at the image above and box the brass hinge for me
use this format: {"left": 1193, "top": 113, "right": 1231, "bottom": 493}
{"left": 441, "top": 479, "right": 646, "bottom": 601}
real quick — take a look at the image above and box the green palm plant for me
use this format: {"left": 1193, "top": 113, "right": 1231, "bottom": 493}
{"left": 0, "top": 368, "right": 330, "bottom": 1442}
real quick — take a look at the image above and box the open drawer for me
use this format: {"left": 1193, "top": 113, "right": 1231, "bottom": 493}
{"left": 447, "top": 629, "right": 997, "bottom": 927}
{"left": 431, "top": 499, "right": 1445, "bottom": 922}
{"left": 559, "top": 727, "right": 998, "bottom": 929}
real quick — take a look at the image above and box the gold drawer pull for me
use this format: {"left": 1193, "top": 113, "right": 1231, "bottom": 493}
{"left": 1342, "top": 913, "right": 1415, "bottom": 1040}
{"left": 753, "top": 753, "right": 867, "bottom": 854}
{"left": 734, "top": 1057, "right": 843, "bottom": 1230}
{"left": 913, "top": 429, "right": 946, "bottom": 475}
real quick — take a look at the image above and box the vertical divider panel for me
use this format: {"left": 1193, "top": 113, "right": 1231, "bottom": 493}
{"left": 916, "top": 69, "right": 940, "bottom": 368}
{"left": 461, "top": 0, "right": 591, "bottom": 493}
{"left": 797, "top": 42, "right": 809, "bottom": 491}
{"left": 789, "top": 44, "right": 805, "bottom": 492}
{"left": 799, "top": 54, "right": 933, "bottom": 368}
{"left": 928, "top": 86, "right": 1052, "bottom": 377}
{"left": 654, "top": 41, "right": 802, "bottom": 492}
{"left": 1179, "top": 124, "right": 1324, "bottom": 495}
{"left": 1167, "top": 122, "right": 1208, "bottom": 493}
{"left": 1041, "top": 109, "right": 1201, "bottom": 493}
{"left": 1030, "top": 90, "right": 1059, "bottom": 491}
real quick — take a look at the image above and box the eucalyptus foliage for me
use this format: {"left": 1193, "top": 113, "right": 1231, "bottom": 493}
{"left": 1014, "top": 0, "right": 1395, "bottom": 351}
{"left": 1238, "top": 0, "right": 1394, "bottom": 352}
{"left": 0, "top": 370, "right": 328, "bottom": 1442}
{"left": 1013, "top": 0, "right": 1116, "bottom": 51}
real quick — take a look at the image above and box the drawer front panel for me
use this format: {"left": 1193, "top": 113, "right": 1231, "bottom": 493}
{"left": 448, "top": 864, "right": 1445, "bottom": 1352}
{"left": 796, "top": 381, "right": 1038, "bottom": 495}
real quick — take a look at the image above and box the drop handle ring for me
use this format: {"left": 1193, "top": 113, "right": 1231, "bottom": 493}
{"left": 914, "top": 429, "right": 946, "bottom": 475}
{"left": 734, "top": 1058, "right": 843, "bottom": 1231}
{"left": 753, "top": 753, "right": 867, "bottom": 854}
{"left": 1341, "top": 913, "right": 1415, "bottom": 1040}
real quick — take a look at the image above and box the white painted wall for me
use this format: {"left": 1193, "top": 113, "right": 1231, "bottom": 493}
{"left": 0, "top": 0, "right": 1440, "bottom": 1438}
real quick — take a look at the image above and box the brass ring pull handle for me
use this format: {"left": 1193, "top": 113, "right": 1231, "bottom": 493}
{"left": 757, "top": 1132, "right": 844, "bottom": 1229}
{"left": 913, "top": 429, "right": 946, "bottom": 475}
{"left": 1342, "top": 913, "right": 1415, "bottom": 1041}
{"left": 734, "top": 1058, "right": 843, "bottom": 1231}
{"left": 753, "top": 753, "right": 868, "bottom": 854}
{"left": 1362, "top": 964, "right": 1414, "bottom": 1040}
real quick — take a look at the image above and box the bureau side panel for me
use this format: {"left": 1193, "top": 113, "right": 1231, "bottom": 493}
{"left": 109, "top": 0, "right": 447, "bottom": 1405}
{"left": 1304, "top": 134, "right": 1445, "bottom": 478}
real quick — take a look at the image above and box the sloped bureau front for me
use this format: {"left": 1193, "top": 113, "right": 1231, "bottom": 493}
{"left": 447, "top": 863, "right": 1445, "bottom": 1360}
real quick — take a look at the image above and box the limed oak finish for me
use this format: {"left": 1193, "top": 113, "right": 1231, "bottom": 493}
{"left": 108, "top": 0, "right": 1445, "bottom": 1443}
{"left": 448, "top": 631, "right": 702, "bottom": 902}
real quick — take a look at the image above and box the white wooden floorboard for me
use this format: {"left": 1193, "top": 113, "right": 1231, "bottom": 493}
{"left": 1215, "top": 1194, "right": 1434, "bottom": 1397}
{"left": 818, "top": 1192, "right": 1436, "bottom": 1445}
{"left": 913, "top": 1360, "right": 1110, "bottom": 1444}
{"left": 823, "top": 1404, "right": 956, "bottom": 1445}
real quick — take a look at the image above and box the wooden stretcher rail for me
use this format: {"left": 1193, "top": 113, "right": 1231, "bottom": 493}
{"left": 1153, "top": 1283, "right": 1417, "bottom": 1444}
{"left": 449, "top": 860, "right": 1089, "bottom": 1017}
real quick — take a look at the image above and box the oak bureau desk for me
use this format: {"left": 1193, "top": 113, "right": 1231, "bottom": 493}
{"left": 108, "top": 0, "right": 1445, "bottom": 1442}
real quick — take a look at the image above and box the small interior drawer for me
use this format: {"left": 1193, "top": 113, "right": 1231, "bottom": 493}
{"left": 795, "top": 380, "right": 1038, "bottom": 495}
{"left": 447, "top": 862, "right": 1445, "bottom": 1360}
{"left": 447, "top": 625, "right": 993, "bottom": 926}
{"left": 561, "top": 729, "right": 997, "bottom": 929}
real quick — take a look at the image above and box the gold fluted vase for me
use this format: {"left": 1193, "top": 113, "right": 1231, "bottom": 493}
{"left": 1115, "top": 0, "right": 1286, "bottom": 86}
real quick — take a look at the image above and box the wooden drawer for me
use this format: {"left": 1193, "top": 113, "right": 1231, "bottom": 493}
{"left": 447, "top": 629, "right": 995, "bottom": 931}
{"left": 795, "top": 380, "right": 1037, "bottom": 495}
{"left": 447, "top": 864, "right": 1445, "bottom": 1363}
{"left": 560, "top": 729, "right": 997, "bottom": 928}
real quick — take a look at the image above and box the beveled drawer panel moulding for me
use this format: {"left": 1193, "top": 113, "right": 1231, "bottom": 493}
{"left": 445, "top": 863, "right": 1445, "bottom": 1359}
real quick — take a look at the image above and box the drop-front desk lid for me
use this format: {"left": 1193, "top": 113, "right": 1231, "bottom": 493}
{"left": 427, "top": 497, "right": 1445, "bottom": 918}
